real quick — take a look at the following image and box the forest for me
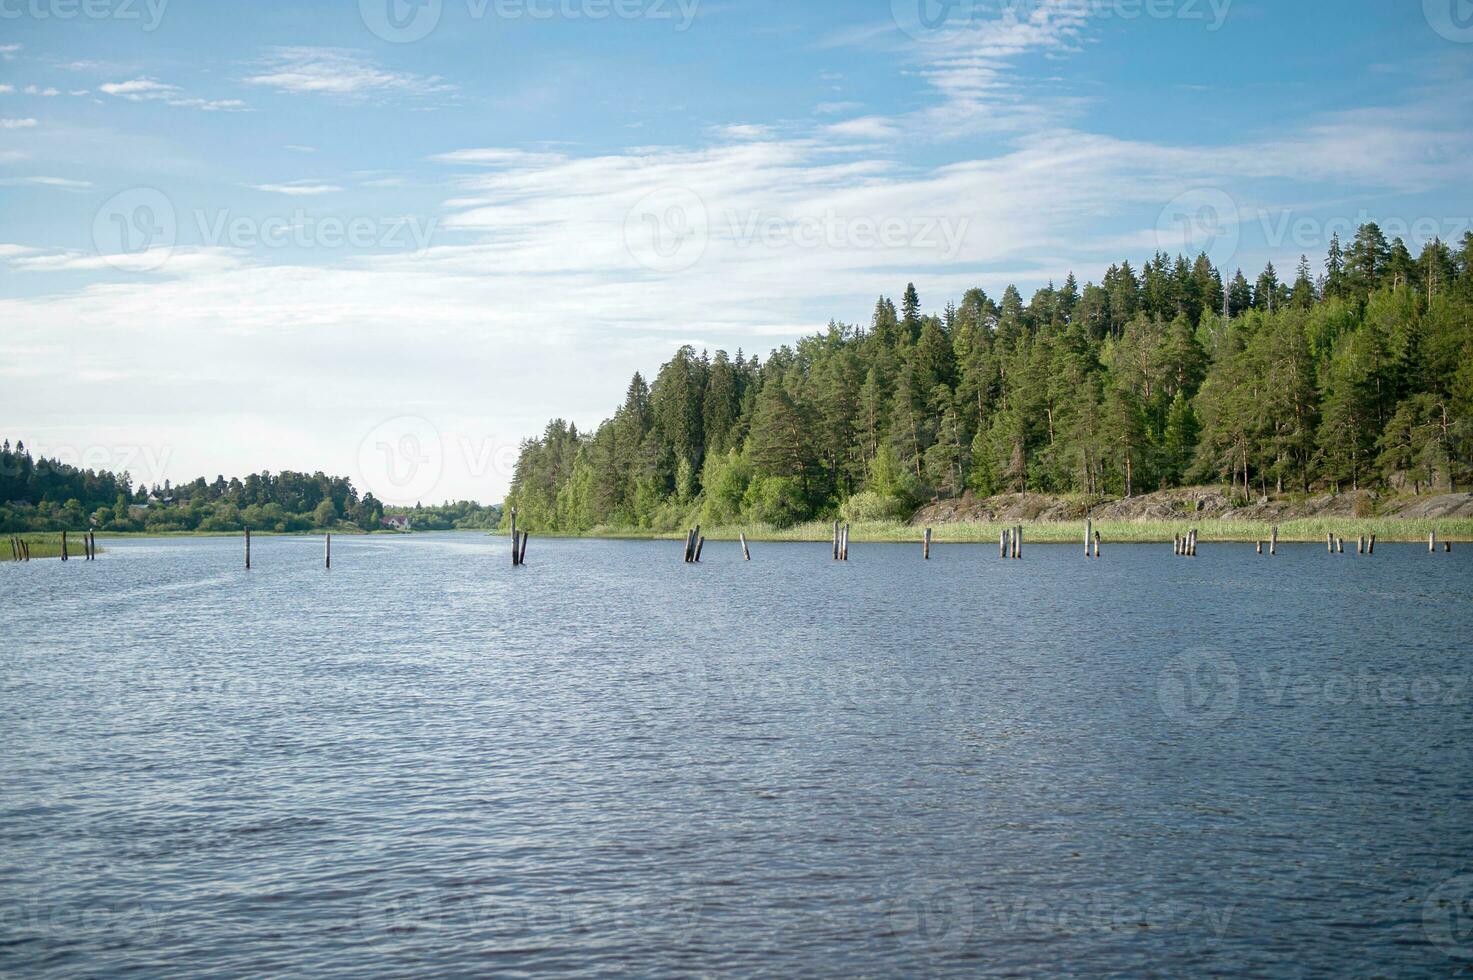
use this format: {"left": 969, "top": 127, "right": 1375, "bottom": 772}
{"left": 504, "top": 225, "right": 1473, "bottom": 532}
{"left": 0, "top": 442, "right": 500, "bottom": 533}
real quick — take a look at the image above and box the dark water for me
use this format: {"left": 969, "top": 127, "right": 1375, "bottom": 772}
{"left": 2, "top": 533, "right": 1471, "bottom": 977}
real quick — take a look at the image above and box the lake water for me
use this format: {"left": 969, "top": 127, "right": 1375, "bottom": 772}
{"left": 2, "top": 533, "right": 1472, "bottom": 976}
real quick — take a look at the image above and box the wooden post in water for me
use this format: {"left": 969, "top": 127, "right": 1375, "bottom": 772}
{"left": 90, "top": 531, "right": 97, "bottom": 560}
{"left": 1446, "top": 541, "right": 1453, "bottom": 553}
{"left": 1014, "top": 525, "right": 1023, "bottom": 559}
{"left": 61, "top": 530, "right": 68, "bottom": 562}
{"left": 923, "top": 527, "right": 932, "bottom": 560}
{"left": 1085, "top": 519, "right": 1092, "bottom": 558}
{"left": 1337, "top": 537, "right": 1344, "bottom": 554}
{"left": 1368, "top": 534, "right": 1376, "bottom": 555}
{"left": 1093, "top": 531, "right": 1101, "bottom": 558}
{"left": 1190, "top": 529, "right": 1198, "bottom": 557}
{"left": 842, "top": 523, "right": 850, "bottom": 561}
{"left": 693, "top": 535, "right": 705, "bottom": 562}
{"left": 1256, "top": 541, "right": 1263, "bottom": 555}
{"left": 1357, "top": 536, "right": 1364, "bottom": 555}
{"left": 245, "top": 527, "right": 251, "bottom": 569}
{"left": 325, "top": 533, "right": 331, "bottom": 569}
{"left": 1430, "top": 530, "right": 1437, "bottom": 554}
{"left": 1270, "top": 525, "right": 1278, "bottom": 557}
{"left": 519, "top": 532, "right": 529, "bottom": 565}
{"left": 510, "top": 509, "right": 519, "bottom": 566}
{"left": 739, "top": 532, "right": 750, "bottom": 561}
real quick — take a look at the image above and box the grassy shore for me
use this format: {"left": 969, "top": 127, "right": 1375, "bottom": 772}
{"left": 1, "top": 532, "right": 105, "bottom": 561}
{"left": 551, "top": 517, "right": 1473, "bottom": 545}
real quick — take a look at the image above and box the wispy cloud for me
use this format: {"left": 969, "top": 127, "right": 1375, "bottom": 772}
{"left": 99, "top": 77, "right": 247, "bottom": 111}
{"left": 0, "top": 118, "right": 38, "bottom": 129}
{"left": 285, "top": 144, "right": 317, "bottom": 153}
{"left": 250, "top": 181, "right": 343, "bottom": 195}
{"left": 0, "top": 85, "right": 12, "bottom": 94}
{"left": 24, "top": 86, "right": 61, "bottom": 97}
{"left": 0, "top": 44, "right": 19, "bottom": 62}
{"left": 0, "top": 176, "right": 94, "bottom": 190}
{"left": 244, "top": 48, "right": 453, "bottom": 99}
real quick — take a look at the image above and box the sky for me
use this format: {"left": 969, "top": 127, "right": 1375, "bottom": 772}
{"left": 2, "top": 0, "right": 1471, "bottom": 505}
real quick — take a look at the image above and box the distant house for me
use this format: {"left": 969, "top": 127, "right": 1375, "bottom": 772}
{"left": 382, "top": 515, "right": 412, "bottom": 531}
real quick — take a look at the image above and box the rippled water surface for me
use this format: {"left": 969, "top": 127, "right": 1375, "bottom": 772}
{"left": 2, "top": 533, "right": 1472, "bottom": 976}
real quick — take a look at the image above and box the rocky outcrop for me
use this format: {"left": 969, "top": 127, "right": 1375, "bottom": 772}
{"left": 910, "top": 487, "right": 1473, "bottom": 525}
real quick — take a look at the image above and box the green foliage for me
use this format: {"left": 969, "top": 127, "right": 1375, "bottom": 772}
{"left": 500, "top": 230, "right": 1473, "bottom": 531}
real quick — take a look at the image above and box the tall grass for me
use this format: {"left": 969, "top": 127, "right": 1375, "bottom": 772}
{"left": 1, "top": 533, "right": 104, "bottom": 561}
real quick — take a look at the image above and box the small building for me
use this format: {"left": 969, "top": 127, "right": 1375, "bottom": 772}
{"left": 382, "top": 515, "right": 412, "bottom": 531}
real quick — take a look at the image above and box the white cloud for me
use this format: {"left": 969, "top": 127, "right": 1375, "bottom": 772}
{"left": 250, "top": 182, "right": 343, "bottom": 195}
{"left": 0, "top": 85, "right": 12, "bottom": 94}
{"left": 0, "top": 44, "right": 19, "bottom": 61}
{"left": 285, "top": 144, "right": 317, "bottom": 153}
{"left": 712, "top": 123, "right": 774, "bottom": 141}
{"left": 24, "top": 86, "right": 61, "bottom": 97}
{"left": 244, "top": 48, "right": 453, "bottom": 99}
{"left": 815, "top": 101, "right": 862, "bottom": 115}
{"left": 0, "top": 118, "right": 37, "bottom": 129}
{"left": 0, "top": 176, "right": 93, "bottom": 190}
{"left": 99, "top": 77, "right": 247, "bottom": 111}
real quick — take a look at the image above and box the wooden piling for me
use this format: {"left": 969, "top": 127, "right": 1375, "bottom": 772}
{"left": 1368, "top": 534, "right": 1376, "bottom": 555}
{"left": 923, "top": 527, "right": 932, "bottom": 560}
{"left": 1000, "top": 529, "right": 1009, "bottom": 559}
{"left": 245, "top": 527, "right": 251, "bottom": 569}
{"left": 1188, "top": 529, "right": 1197, "bottom": 557}
{"left": 510, "top": 509, "right": 519, "bottom": 566}
{"left": 1430, "top": 531, "right": 1437, "bottom": 554}
{"left": 694, "top": 535, "right": 705, "bottom": 563}
{"left": 739, "top": 532, "right": 750, "bottom": 561}
{"left": 1085, "top": 519, "right": 1093, "bottom": 558}
{"left": 841, "top": 523, "right": 850, "bottom": 561}
{"left": 832, "top": 521, "right": 840, "bottom": 561}
{"left": 1327, "top": 532, "right": 1334, "bottom": 554}
{"left": 1256, "top": 541, "right": 1263, "bottom": 555}
{"left": 1093, "top": 531, "right": 1101, "bottom": 558}
{"left": 519, "top": 532, "right": 529, "bottom": 565}
{"left": 90, "top": 531, "right": 97, "bottom": 560}
{"left": 1270, "top": 526, "right": 1278, "bottom": 556}
{"left": 61, "top": 530, "right": 68, "bottom": 562}
{"left": 1336, "top": 537, "right": 1344, "bottom": 554}
{"left": 1357, "top": 536, "right": 1364, "bottom": 555}
{"left": 325, "top": 533, "right": 332, "bottom": 569}
{"left": 22, "top": 539, "right": 29, "bottom": 561}
{"left": 1446, "top": 541, "right": 1453, "bottom": 553}
{"left": 1013, "top": 525, "right": 1023, "bottom": 559}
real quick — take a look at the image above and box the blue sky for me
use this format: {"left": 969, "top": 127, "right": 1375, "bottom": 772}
{"left": 2, "top": 0, "right": 1471, "bottom": 503}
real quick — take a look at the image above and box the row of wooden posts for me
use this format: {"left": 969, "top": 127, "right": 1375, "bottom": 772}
{"left": 11, "top": 523, "right": 1456, "bottom": 570}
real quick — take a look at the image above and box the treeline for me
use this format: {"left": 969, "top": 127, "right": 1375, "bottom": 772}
{"left": 383, "top": 501, "right": 503, "bottom": 530}
{"left": 0, "top": 440, "right": 386, "bottom": 533}
{"left": 505, "top": 225, "right": 1473, "bottom": 531}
